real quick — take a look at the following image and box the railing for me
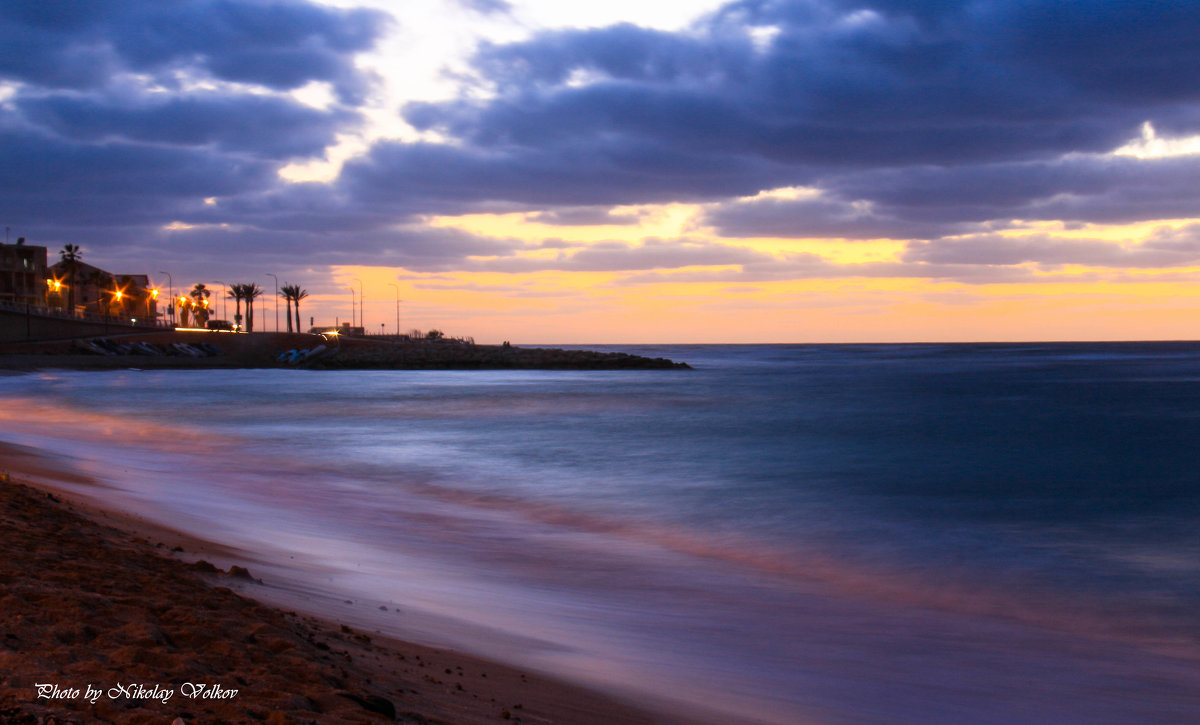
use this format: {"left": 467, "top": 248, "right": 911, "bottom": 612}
{"left": 0, "top": 299, "right": 173, "bottom": 328}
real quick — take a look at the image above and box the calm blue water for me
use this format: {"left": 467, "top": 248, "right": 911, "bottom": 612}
{"left": 2, "top": 343, "right": 1199, "bottom": 724}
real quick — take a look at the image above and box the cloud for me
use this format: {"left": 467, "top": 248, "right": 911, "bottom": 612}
{"left": 456, "top": 0, "right": 513, "bottom": 16}
{"left": 462, "top": 238, "right": 772, "bottom": 273}
{"left": 352, "top": 0, "right": 1200, "bottom": 231}
{"left": 10, "top": 0, "right": 1200, "bottom": 298}
{"left": 612, "top": 253, "right": 1040, "bottom": 286}
{"left": 524, "top": 207, "right": 645, "bottom": 226}
{"left": 0, "top": 0, "right": 388, "bottom": 102}
{"left": 705, "top": 155, "right": 1200, "bottom": 239}
{"left": 905, "top": 232, "right": 1200, "bottom": 269}
{"left": 340, "top": 138, "right": 793, "bottom": 210}
{"left": 15, "top": 90, "right": 359, "bottom": 159}
{"left": 0, "top": 0, "right": 383, "bottom": 257}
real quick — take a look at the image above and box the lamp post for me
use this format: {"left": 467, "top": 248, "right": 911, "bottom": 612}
{"left": 347, "top": 287, "right": 356, "bottom": 328}
{"left": 212, "top": 281, "right": 228, "bottom": 322}
{"left": 353, "top": 277, "right": 364, "bottom": 331}
{"left": 266, "top": 273, "right": 279, "bottom": 333}
{"left": 157, "top": 270, "right": 173, "bottom": 326}
{"left": 387, "top": 283, "right": 401, "bottom": 337}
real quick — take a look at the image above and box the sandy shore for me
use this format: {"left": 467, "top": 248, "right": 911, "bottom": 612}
{"left": 0, "top": 441, "right": 685, "bottom": 724}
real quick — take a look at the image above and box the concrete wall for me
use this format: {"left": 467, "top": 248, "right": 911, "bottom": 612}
{"left": 0, "top": 305, "right": 164, "bottom": 343}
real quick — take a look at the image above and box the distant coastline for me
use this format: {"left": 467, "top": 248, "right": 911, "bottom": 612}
{"left": 0, "top": 330, "right": 691, "bottom": 371}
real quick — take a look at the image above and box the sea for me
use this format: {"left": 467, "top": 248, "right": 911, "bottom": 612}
{"left": 1, "top": 343, "right": 1198, "bottom": 724}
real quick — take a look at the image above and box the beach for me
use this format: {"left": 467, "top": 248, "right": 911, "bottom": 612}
{"left": 0, "top": 441, "right": 680, "bottom": 725}
{"left": 2, "top": 345, "right": 1199, "bottom": 725}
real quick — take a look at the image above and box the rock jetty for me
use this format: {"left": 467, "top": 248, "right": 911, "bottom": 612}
{"left": 306, "top": 341, "right": 691, "bottom": 370}
{"left": 0, "top": 332, "right": 692, "bottom": 371}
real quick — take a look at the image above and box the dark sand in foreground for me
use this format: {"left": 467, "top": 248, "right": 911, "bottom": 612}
{"left": 0, "top": 441, "right": 692, "bottom": 724}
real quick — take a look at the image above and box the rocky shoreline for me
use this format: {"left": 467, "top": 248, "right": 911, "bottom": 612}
{"left": 309, "top": 341, "right": 691, "bottom": 370}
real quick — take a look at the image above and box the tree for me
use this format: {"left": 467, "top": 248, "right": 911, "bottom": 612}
{"left": 292, "top": 287, "right": 309, "bottom": 333}
{"left": 58, "top": 244, "right": 81, "bottom": 313}
{"left": 228, "top": 284, "right": 245, "bottom": 330}
{"left": 190, "top": 283, "right": 211, "bottom": 327}
{"left": 280, "top": 284, "right": 297, "bottom": 333}
{"left": 243, "top": 283, "right": 263, "bottom": 332}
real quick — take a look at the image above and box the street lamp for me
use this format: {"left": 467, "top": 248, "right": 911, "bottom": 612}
{"left": 387, "top": 283, "right": 401, "bottom": 337}
{"left": 353, "top": 277, "right": 364, "bottom": 331}
{"left": 157, "top": 270, "right": 173, "bottom": 325}
{"left": 212, "top": 281, "right": 228, "bottom": 322}
{"left": 266, "top": 273, "right": 279, "bottom": 333}
{"left": 347, "top": 286, "right": 357, "bottom": 328}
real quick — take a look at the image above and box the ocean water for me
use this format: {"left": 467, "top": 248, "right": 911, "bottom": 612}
{"left": 2, "top": 343, "right": 1199, "bottom": 724}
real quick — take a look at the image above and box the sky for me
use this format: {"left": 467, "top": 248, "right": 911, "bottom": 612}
{"left": 5, "top": 0, "right": 1200, "bottom": 343}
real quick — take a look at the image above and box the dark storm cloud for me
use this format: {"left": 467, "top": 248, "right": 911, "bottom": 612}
{"left": 0, "top": 127, "right": 276, "bottom": 211}
{"left": 706, "top": 154, "right": 1200, "bottom": 239}
{"left": 11, "top": 0, "right": 1200, "bottom": 286}
{"left": 339, "top": 138, "right": 795, "bottom": 209}
{"left": 16, "top": 91, "right": 358, "bottom": 159}
{"left": 107, "top": 223, "right": 526, "bottom": 285}
{"left": 0, "top": 0, "right": 387, "bottom": 102}
{"left": 359, "top": 0, "right": 1200, "bottom": 234}
{"left": 702, "top": 193, "right": 981, "bottom": 241}
{"left": 0, "top": 0, "right": 384, "bottom": 262}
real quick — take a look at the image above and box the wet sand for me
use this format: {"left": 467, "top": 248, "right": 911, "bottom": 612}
{"left": 0, "top": 441, "right": 688, "bottom": 724}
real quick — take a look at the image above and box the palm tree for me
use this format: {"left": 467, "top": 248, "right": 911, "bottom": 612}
{"left": 190, "top": 283, "right": 211, "bottom": 327}
{"left": 58, "top": 244, "right": 81, "bottom": 313}
{"left": 292, "top": 287, "right": 309, "bottom": 333}
{"left": 280, "top": 284, "right": 297, "bottom": 333}
{"left": 243, "top": 283, "right": 263, "bottom": 332}
{"left": 228, "top": 284, "right": 245, "bottom": 330}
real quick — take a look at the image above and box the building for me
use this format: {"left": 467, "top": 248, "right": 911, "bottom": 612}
{"left": 48, "top": 259, "right": 159, "bottom": 322}
{"left": 0, "top": 239, "right": 48, "bottom": 308}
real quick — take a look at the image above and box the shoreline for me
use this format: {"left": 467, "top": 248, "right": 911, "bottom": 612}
{"left": 0, "top": 440, "right": 709, "bottom": 725}
{"left": 0, "top": 332, "right": 692, "bottom": 371}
